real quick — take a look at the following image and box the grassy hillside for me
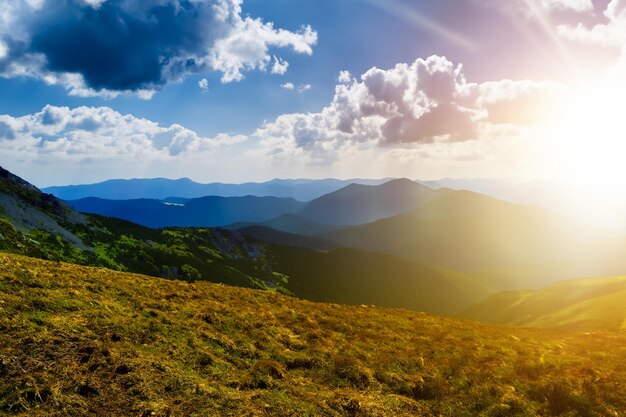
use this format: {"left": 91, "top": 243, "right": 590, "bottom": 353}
{"left": 2, "top": 253, "right": 626, "bottom": 416}
{"left": 325, "top": 190, "right": 626, "bottom": 286}
{"left": 461, "top": 275, "right": 626, "bottom": 330}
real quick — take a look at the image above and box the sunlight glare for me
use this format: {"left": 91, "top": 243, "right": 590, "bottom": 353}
{"left": 540, "top": 74, "right": 626, "bottom": 231}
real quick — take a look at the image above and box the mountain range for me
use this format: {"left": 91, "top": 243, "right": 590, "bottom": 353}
{"left": 53, "top": 174, "right": 626, "bottom": 289}
{"left": 64, "top": 178, "right": 440, "bottom": 228}
{"left": 68, "top": 195, "right": 306, "bottom": 228}
{"left": 43, "top": 177, "right": 393, "bottom": 201}
{"left": 6, "top": 164, "right": 626, "bottom": 325}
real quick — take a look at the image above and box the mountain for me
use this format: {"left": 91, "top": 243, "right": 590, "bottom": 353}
{"left": 43, "top": 177, "right": 393, "bottom": 201}
{"left": 324, "top": 189, "right": 626, "bottom": 287}
{"left": 67, "top": 196, "right": 306, "bottom": 228}
{"left": 297, "top": 178, "right": 445, "bottom": 226}
{"left": 0, "top": 165, "right": 488, "bottom": 316}
{"left": 461, "top": 275, "right": 626, "bottom": 330}
{"left": 227, "top": 213, "right": 341, "bottom": 236}
{"left": 2, "top": 253, "right": 626, "bottom": 416}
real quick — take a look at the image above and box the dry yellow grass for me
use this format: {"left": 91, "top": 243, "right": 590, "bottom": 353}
{"left": 1, "top": 252, "right": 626, "bottom": 416}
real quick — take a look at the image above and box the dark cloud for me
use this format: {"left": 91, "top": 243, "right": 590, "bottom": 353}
{"left": 26, "top": 0, "right": 218, "bottom": 91}
{"left": 0, "top": 0, "right": 316, "bottom": 95}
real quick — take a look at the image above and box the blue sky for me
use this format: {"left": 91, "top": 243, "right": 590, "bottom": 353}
{"left": 0, "top": 0, "right": 624, "bottom": 186}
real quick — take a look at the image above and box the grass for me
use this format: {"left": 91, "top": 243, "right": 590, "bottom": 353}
{"left": 461, "top": 275, "right": 626, "bottom": 330}
{"left": 1, "top": 253, "right": 626, "bottom": 416}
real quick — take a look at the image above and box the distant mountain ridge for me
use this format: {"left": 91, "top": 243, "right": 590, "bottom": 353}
{"left": 65, "top": 178, "right": 442, "bottom": 229}
{"left": 43, "top": 177, "right": 394, "bottom": 201}
{"left": 297, "top": 178, "right": 445, "bottom": 226}
{"left": 68, "top": 196, "right": 306, "bottom": 228}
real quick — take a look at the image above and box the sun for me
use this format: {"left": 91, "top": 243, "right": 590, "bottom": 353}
{"left": 536, "top": 74, "right": 626, "bottom": 229}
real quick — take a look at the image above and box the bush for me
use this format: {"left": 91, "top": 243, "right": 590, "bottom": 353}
{"left": 180, "top": 264, "right": 201, "bottom": 282}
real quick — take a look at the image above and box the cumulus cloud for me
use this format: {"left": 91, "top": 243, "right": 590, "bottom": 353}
{"left": 280, "top": 82, "right": 294, "bottom": 90}
{"left": 0, "top": 57, "right": 567, "bottom": 183}
{"left": 0, "top": 0, "right": 317, "bottom": 97}
{"left": 198, "top": 78, "right": 209, "bottom": 91}
{"left": 337, "top": 70, "right": 352, "bottom": 84}
{"left": 557, "top": 0, "right": 626, "bottom": 48}
{"left": 255, "top": 55, "right": 564, "bottom": 164}
{"left": 271, "top": 56, "right": 289, "bottom": 75}
{"left": 0, "top": 105, "right": 246, "bottom": 162}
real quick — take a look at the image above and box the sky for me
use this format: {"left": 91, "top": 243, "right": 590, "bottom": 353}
{"left": 1, "top": 0, "right": 626, "bottom": 189}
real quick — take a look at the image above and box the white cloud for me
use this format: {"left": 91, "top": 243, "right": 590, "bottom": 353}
{"left": 0, "top": 105, "right": 247, "bottom": 161}
{"left": 337, "top": 70, "right": 352, "bottom": 84}
{"left": 0, "top": 41, "right": 6, "bottom": 59}
{"left": 255, "top": 55, "right": 564, "bottom": 164}
{"left": 271, "top": 56, "right": 289, "bottom": 75}
{"left": 298, "top": 84, "right": 312, "bottom": 92}
{"left": 280, "top": 82, "right": 311, "bottom": 92}
{"left": 208, "top": 11, "right": 317, "bottom": 83}
{"left": 557, "top": 0, "right": 626, "bottom": 48}
{"left": 0, "top": 57, "right": 568, "bottom": 185}
{"left": 198, "top": 78, "right": 209, "bottom": 91}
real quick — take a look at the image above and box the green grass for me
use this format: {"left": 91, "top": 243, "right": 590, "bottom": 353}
{"left": 1, "top": 253, "right": 626, "bottom": 416}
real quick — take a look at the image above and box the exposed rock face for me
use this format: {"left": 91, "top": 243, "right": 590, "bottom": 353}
{"left": 0, "top": 165, "right": 90, "bottom": 250}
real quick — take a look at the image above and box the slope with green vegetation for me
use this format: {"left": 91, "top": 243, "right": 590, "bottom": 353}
{"left": 1, "top": 253, "right": 626, "bottom": 416}
{"left": 461, "top": 275, "right": 626, "bottom": 330}
{"left": 271, "top": 245, "right": 492, "bottom": 315}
